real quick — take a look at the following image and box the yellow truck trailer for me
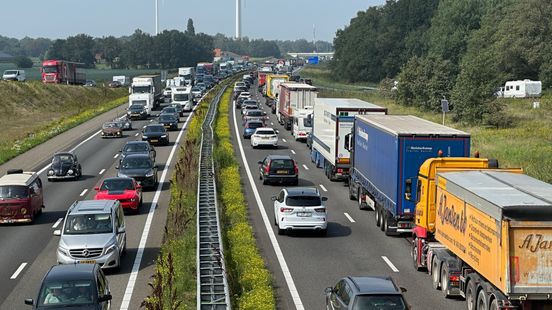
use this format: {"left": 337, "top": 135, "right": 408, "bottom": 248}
{"left": 265, "top": 74, "right": 289, "bottom": 99}
{"left": 412, "top": 160, "right": 552, "bottom": 309}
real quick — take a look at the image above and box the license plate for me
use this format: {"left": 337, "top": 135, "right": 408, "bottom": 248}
{"left": 150, "top": 139, "right": 158, "bottom": 143}
{"left": 132, "top": 113, "right": 139, "bottom": 116}
{"left": 164, "top": 125, "right": 170, "bottom": 128}
{"left": 297, "top": 212, "right": 311, "bottom": 217}
{"left": 79, "top": 260, "right": 96, "bottom": 264}
{"left": 276, "top": 170, "right": 288, "bottom": 174}
{"left": 262, "top": 137, "right": 269, "bottom": 140}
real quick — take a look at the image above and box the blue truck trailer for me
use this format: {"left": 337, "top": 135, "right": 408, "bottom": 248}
{"left": 346, "top": 115, "right": 470, "bottom": 236}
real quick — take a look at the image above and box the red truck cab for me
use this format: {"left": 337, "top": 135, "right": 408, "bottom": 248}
{"left": 0, "top": 169, "right": 44, "bottom": 223}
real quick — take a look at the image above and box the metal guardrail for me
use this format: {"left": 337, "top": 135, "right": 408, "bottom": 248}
{"left": 196, "top": 86, "right": 231, "bottom": 310}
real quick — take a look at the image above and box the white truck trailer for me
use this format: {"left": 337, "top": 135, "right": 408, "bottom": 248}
{"left": 128, "top": 75, "right": 162, "bottom": 115}
{"left": 178, "top": 67, "right": 195, "bottom": 86}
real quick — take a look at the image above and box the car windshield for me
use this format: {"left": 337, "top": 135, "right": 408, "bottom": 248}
{"left": 129, "top": 105, "right": 144, "bottom": 111}
{"left": 0, "top": 185, "right": 28, "bottom": 199}
{"left": 243, "top": 101, "right": 257, "bottom": 105}
{"left": 286, "top": 196, "right": 321, "bottom": 207}
{"left": 100, "top": 178, "right": 134, "bottom": 191}
{"left": 102, "top": 122, "right": 119, "bottom": 129}
{"left": 121, "top": 157, "right": 152, "bottom": 169}
{"left": 248, "top": 111, "right": 264, "bottom": 116}
{"left": 353, "top": 295, "right": 407, "bottom": 310}
{"left": 4, "top": 70, "right": 17, "bottom": 75}
{"left": 64, "top": 214, "right": 113, "bottom": 235}
{"left": 42, "top": 66, "right": 57, "bottom": 73}
{"left": 192, "top": 87, "right": 200, "bottom": 91}
{"left": 145, "top": 126, "right": 165, "bottom": 133}
{"left": 53, "top": 154, "right": 73, "bottom": 164}
{"left": 159, "top": 115, "right": 175, "bottom": 121}
{"left": 38, "top": 280, "right": 96, "bottom": 306}
{"left": 132, "top": 86, "right": 151, "bottom": 93}
{"left": 246, "top": 122, "right": 263, "bottom": 129}
{"left": 123, "top": 143, "right": 148, "bottom": 153}
{"left": 256, "top": 130, "right": 275, "bottom": 135}
{"left": 174, "top": 94, "right": 189, "bottom": 101}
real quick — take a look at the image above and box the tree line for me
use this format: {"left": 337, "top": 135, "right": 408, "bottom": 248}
{"left": 332, "top": 0, "right": 552, "bottom": 124}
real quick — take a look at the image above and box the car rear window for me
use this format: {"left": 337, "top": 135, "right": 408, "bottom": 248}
{"left": 123, "top": 143, "right": 148, "bottom": 152}
{"left": 285, "top": 196, "right": 321, "bottom": 207}
{"left": 353, "top": 295, "right": 407, "bottom": 310}
{"left": 256, "top": 130, "right": 275, "bottom": 135}
{"left": 270, "top": 159, "right": 294, "bottom": 169}
{"left": 247, "top": 122, "right": 263, "bottom": 129}
{"left": 248, "top": 111, "right": 264, "bottom": 116}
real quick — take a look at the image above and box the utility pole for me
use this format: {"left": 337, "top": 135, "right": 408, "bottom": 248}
{"left": 235, "top": 0, "right": 241, "bottom": 38}
{"left": 313, "top": 24, "right": 316, "bottom": 53}
{"left": 155, "top": 0, "right": 159, "bottom": 35}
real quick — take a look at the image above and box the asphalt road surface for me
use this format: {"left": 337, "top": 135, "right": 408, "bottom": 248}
{"left": 0, "top": 96, "right": 205, "bottom": 310}
{"left": 230, "top": 84, "right": 467, "bottom": 310}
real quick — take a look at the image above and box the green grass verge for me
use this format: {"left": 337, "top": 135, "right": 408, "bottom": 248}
{"left": 301, "top": 66, "right": 552, "bottom": 183}
{"left": 214, "top": 84, "right": 276, "bottom": 309}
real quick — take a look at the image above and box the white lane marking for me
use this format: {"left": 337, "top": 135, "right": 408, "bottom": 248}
{"left": 99, "top": 169, "right": 106, "bottom": 175}
{"left": 302, "top": 164, "right": 309, "bottom": 170}
{"left": 134, "top": 133, "right": 139, "bottom": 136}
{"left": 232, "top": 100, "right": 305, "bottom": 309}
{"left": 120, "top": 94, "right": 198, "bottom": 310}
{"left": 52, "top": 218, "right": 63, "bottom": 229}
{"left": 10, "top": 263, "right": 27, "bottom": 279}
{"left": 319, "top": 184, "right": 328, "bottom": 192}
{"left": 38, "top": 130, "right": 102, "bottom": 175}
{"left": 79, "top": 189, "right": 88, "bottom": 197}
{"left": 290, "top": 150, "right": 296, "bottom": 154}
{"left": 344, "top": 212, "right": 356, "bottom": 223}
{"left": 113, "top": 154, "right": 119, "bottom": 159}
{"left": 382, "top": 256, "right": 399, "bottom": 273}
{"left": 282, "top": 138, "right": 287, "bottom": 142}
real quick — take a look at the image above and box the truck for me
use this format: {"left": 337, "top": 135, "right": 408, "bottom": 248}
{"left": 346, "top": 115, "right": 470, "bottom": 236}
{"left": 196, "top": 62, "right": 213, "bottom": 76}
{"left": 41, "top": 60, "right": 85, "bottom": 84}
{"left": 178, "top": 67, "right": 195, "bottom": 86}
{"left": 112, "top": 75, "right": 130, "bottom": 86}
{"left": 276, "top": 83, "right": 317, "bottom": 134}
{"left": 410, "top": 158, "right": 552, "bottom": 310}
{"left": 265, "top": 74, "right": 289, "bottom": 99}
{"left": 311, "top": 98, "right": 388, "bottom": 182}
{"left": 128, "top": 75, "right": 162, "bottom": 115}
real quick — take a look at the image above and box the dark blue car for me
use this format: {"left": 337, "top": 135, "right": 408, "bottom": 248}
{"left": 243, "top": 120, "right": 264, "bottom": 139}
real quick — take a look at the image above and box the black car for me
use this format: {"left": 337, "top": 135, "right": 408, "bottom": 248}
{"left": 127, "top": 104, "right": 148, "bottom": 120}
{"left": 258, "top": 155, "right": 298, "bottom": 185}
{"left": 160, "top": 107, "right": 180, "bottom": 122}
{"left": 108, "top": 80, "right": 122, "bottom": 88}
{"left": 25, "top": 263, "right": 111, "bottom": 309}
{"left": 325, "top": 276, "right": 410, "bottom": 310}
{"left": 120, "top": 141, "right": 156, "bottom": 163}
{"left": 142, "top": 124, "right": 169, "bottom": 146}
{"left": 116, "top": 154, "right": 158, "bottom": 189}
{"left": 158, "top": 113, "right": 179, "bottom": 131}
{"left": 47, "top": 152, "right": 82, "bottom": 181}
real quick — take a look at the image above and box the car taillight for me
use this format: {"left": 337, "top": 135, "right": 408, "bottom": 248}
{"left": 294, "top": 161, "right": 298, "bottom": 174}
{"left": 314, "top": 207, "right": 325, "bottom": 213}
{"left": 265, "top": 160, "right": 271, "bottom": 173}
{"left": 280, "top": 207, "right": 293, "bottom": 213}
{"left": 337, "top": 168, "right": 343, "bottom": 173}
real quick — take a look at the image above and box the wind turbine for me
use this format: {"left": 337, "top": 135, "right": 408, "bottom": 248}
{"left": 235, "top": 0, "right": 241, "bottom": 38}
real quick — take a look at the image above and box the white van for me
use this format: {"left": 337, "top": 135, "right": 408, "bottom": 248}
{"left": 2, "top": 70, "right": 26, "bottom": 81}
{"left": 171, "top": 87, "right": 193, "bottom": 112}
{"left": 502, "top": 79, "right": 541, "bottom": 98}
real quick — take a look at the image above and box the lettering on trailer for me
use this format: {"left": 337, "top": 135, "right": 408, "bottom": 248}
{"left": 519, "top": 234, "right": 552, "bottom": 253}
{"left": 437, "top": 193, "right": 467, "bottom": 235}
{"left": 407, "top": 146, "right": 433, "bottom": 152}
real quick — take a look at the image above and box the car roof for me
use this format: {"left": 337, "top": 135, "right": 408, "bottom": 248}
{"left": 0, "top": 170, "right": 38, "bottom": 187}
{"left": 266, "top": 154, "right": 292, "bottom": 160}
{"left": 347, "top": 276, "right": 401, "bottom": 295}
{"left": 69, "top": 199, "right": 118, "bottom": 214}
{"left": 285, "top": 187, "right": 319, "bottom": 197}
{"left": 124, "top": 141, "right": 149, "bottom": 146}
{"left": 45, "top": 264, "right": 97, "bottom": 282}
{"left": 146, "top": 124, "right": 164, "bottom": 128}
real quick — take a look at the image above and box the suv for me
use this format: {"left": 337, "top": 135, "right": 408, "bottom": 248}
{"left": 25, "top": 263, "right": 112, "bottom": 309}
{"left": 120, "top": 141, "right": 156, "bottom": 163}
{"left": 54, "top": 200, "right": 126, "bottom": 270}
{"left": 258, "top": 155, "right": 298, "bottom": 185}
{"left": 272, "top": 187, "right": 328, "bottom": 235}
{"left": 325, "top": 276, "right": 409, "bottom": 310}
{"left": 0, "top": 169, "right": 44, "bottom": 223}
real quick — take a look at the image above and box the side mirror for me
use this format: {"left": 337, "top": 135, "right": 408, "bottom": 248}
{"left": 115, "top": 165, "right": 119, "bottom": 169}
{"left": 98, "top": 294, "right": 112, "bottom": 302}
{"left": 321, "top": 197, "right": 328, "bottom": 202}
{"left": 271, "top": 196, "right": 277, "bottom": 201}
{"left": 128, "top": 87, "right": 131, "bottom": 94}
{"left": 24, "top": 298, "right": 34, "bottom": 306}
{"left": 94, "top": 187, "right": 100, "bottom": 191}
{"left": 257, "top": 160, "right": 263, "bottom": 165}
{"left": 324, "top": 287, "right": 333, "bottom": 295}
{"left": 400, "top": 287, "right": 407, "bottom": 293}
{"left": 53, "top": 229, "right": 61, "bottom": 236}
{"left": 275, "top": 130, "right": 279, "bottom": 134}
{"left": 117, "top": 227, "right": 126, "bottom": 234}
{"left": 263, "top": 112, "right": 267, "bottom": 115}
{"left": 405, "top": 193, "right": 412, "bottom": 201}
{"left": 404, "top": 178, "right": 413, "bottom": 201}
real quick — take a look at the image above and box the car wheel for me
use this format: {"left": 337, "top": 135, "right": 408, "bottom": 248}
{"left": 292, "top": 178, "right": 299, "bottom": 186}
{"left": 263, "top": 178, "right": 268, "bottom": 185}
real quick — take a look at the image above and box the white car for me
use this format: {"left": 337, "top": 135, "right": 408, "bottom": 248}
{"left": 272, "top": 187, "right": 328, "bottom": 236}
{"left": 251, "top": 128, "right": 278, "bottom": 148}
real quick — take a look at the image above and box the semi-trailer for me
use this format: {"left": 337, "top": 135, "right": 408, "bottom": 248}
{"left": 276, "top": 83, "right": 317, "bottom": 134}
{"left": 41, "top": 60, "right": 86, "bottom": 84}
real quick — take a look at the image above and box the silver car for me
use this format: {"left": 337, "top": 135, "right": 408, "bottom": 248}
{"left": 54, "top": 200, "right": 127, "bottom": 271}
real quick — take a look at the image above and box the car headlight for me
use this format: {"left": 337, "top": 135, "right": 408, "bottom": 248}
{"left": 67, "top": 169, "right": 74, "bottom": 175}
{"left": 145, "top": 170, "right": 154, "bottom": 177}
{"left": 161, "top": 135, "right": 167, "bottom": 138}
{"left": 48, "top": 170, "right": 54, "bottom": 176}
{"left": 104, "top": 243, "right": 117, "bottom": 255}
{"left": 142, "top": 135, "right": 148, "bottom": 139}
{"left": 58, "top": 246, "right": 69, "bottom": 256}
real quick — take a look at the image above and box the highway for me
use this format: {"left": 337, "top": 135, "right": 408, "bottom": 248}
{"left": 230, "top": 85, "right": 467, "bottom": 309}
{"left": 0, "top": 97, "right": 203, "bottom": 310}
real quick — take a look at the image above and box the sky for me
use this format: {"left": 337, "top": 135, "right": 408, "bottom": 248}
{"left": 1, "top": 0, "right": 384, "bottom": 42}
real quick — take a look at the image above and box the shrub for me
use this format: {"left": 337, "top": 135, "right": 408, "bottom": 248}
{"left": 13, "top": 56, "right": 33, "bottom": 68}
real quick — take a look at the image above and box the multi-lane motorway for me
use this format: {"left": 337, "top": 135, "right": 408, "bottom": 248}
{"left": 230, "top": 85, "right": 467, "bottom": 309}
{"left": 0, "top": 98, "right": 202, "bottom": 310}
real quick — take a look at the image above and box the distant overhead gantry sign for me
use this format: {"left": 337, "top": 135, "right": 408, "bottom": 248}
{"left": 287, "top": 52, "right": 334, "bottom": 59}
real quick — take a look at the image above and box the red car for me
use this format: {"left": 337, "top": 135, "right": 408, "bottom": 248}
{"left": 94, "top": 177, "right": 142, "bottom": 213}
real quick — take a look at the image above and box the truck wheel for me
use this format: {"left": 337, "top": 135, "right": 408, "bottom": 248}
{"left": 380, "top": 210, "right": 385, "bottom": 232}
{"left": 383, "top": 213, "right": 393, "bottom": 236}
{"left": 431, "top": 258, "right": 441, "bottom": 290}
{"left": 489, "top": 299, "right": 499, "bottom": 310}
{"left": 411, "top": 239, "right": 422, "bottom": 271}
{"left": 477, "top": 289, "right": 489, "bottom": 310}
{"left": 465, "top": 280, "right": 477, "bottom": 310}
{"left": 375, "top": 206, "right": 380, "bottom": 227}
{"left": 441, "top": 264, "right": 451, "bottom": 298}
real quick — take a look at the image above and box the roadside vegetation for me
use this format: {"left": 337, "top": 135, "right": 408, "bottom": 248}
{"left": 0, "top": 80, "right": 126, "bottom": 164}
{"left": 301, "top": 66, "right": 552, "bottom": 183}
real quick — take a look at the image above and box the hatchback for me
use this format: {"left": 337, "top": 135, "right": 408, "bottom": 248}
{"left": 258, "top": 155, "right": 298, "bottom": 185}
{"left": 251, "top": 128, "right": 278, "bottom": 148}
{"left": 160, "top": 107, "right": 179, "bottom": 122}
{"left": 325, "top": 276, "right": 410, "bottom": 309}
{"left": 272, "top": 187, "right": 327, "bottom": 235}
{"left": 243, "top": 120, "right": 265, "bottom": 139}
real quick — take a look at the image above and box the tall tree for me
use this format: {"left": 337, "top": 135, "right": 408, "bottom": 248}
{"left": 186, "top": 18, "right": 195, "bottom": 36}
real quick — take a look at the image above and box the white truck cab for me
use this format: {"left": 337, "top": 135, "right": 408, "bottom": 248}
{"left": 171, "top": 86, "right": 193, "bottom": 112}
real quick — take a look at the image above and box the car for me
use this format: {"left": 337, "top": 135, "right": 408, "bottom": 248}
{"left": 0, "top": 169, "right": 44, "bottom": 224}
{"left": 272, "top": 187, "right": 327, "bottom": 235}
{"left": 142, "top": 124, "right": 169, "bottom": 145}
{"left": 127, "top": 104, "right": 148, "bottom": 120}
{"left": 158, "top": 113, "right": 179, "bottom": 131}
{"left": 84, "top": 80, "right": 96, "bottom": 87}
{"left": 169, "top": 102, "right": 184, "bottom": 116}
{"left": 54, "top": 199, "right": 126, "bottom": 270}
{"left": 108, "top": 80, "right": 122, "bottom": 88}
{"left": 24, "top": 263, "right": 112, "bottom": 309}
{"left": 243, "top": 120, "right": 265, "bottom": 139}
{"left": 243, "top": 109, "right": 268, "bottom": 124}
{"left": 120, "top": 141, "right": 156, "bottom": 163}
{"left": 47, "top": 152, "right": 82, "bottom": 181}
{"left": 94, "top": 177, "right": 142, "bottom": 213}
{"left": 116, "top": 154, "right": 158, "bottom": 189}
{"left": 232, "top": 86, "right": 247, "bottom": 100}
{"left": 251, "top": 128, "right": 279, "bottom": 148}
{"left": 242, "top": 104, "right": 259, "bottom": 116}
{"left": 234, "top": 81, "right": 246, "bottom": 88}
{"left": 236, "top": 94, "right": 252, "bottom": 109}
{"left": 160, "top": 107, "right": 179, "bottom": 121}
{"left": 191, "top": 86, "right": 203, "bottom": 99}
{"left": 258, "top": 155, "right": 298, "bottom": 185}
{"left": 196, "top": 82, "right": 207, "bottom": 93}
{"left": 2, "top": 69, "right": 26, "bottom": 81}
{"left": 162, "top": 87, "right": 173, "bottom": 101}
{"left": 242, "top": 99, "right": 258, "bottom": 108}
{"left": 325, "top": 276, "right": 410, "bottom": 310}
{"left": 101, "top": 122, "right": 123, "bottom": 138}
{"left": 113, "top": 116, "right": 132, "bottom": 131}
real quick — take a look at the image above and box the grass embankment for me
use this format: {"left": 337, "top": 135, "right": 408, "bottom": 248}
{"left": 0, "top": 80, "right": 127, "bottom": 164}
{"left": 214, "top": 86, "right": 275, "bottom": 308}
{"left": 300, "top": 66, "right": 552, "bottom": 183}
